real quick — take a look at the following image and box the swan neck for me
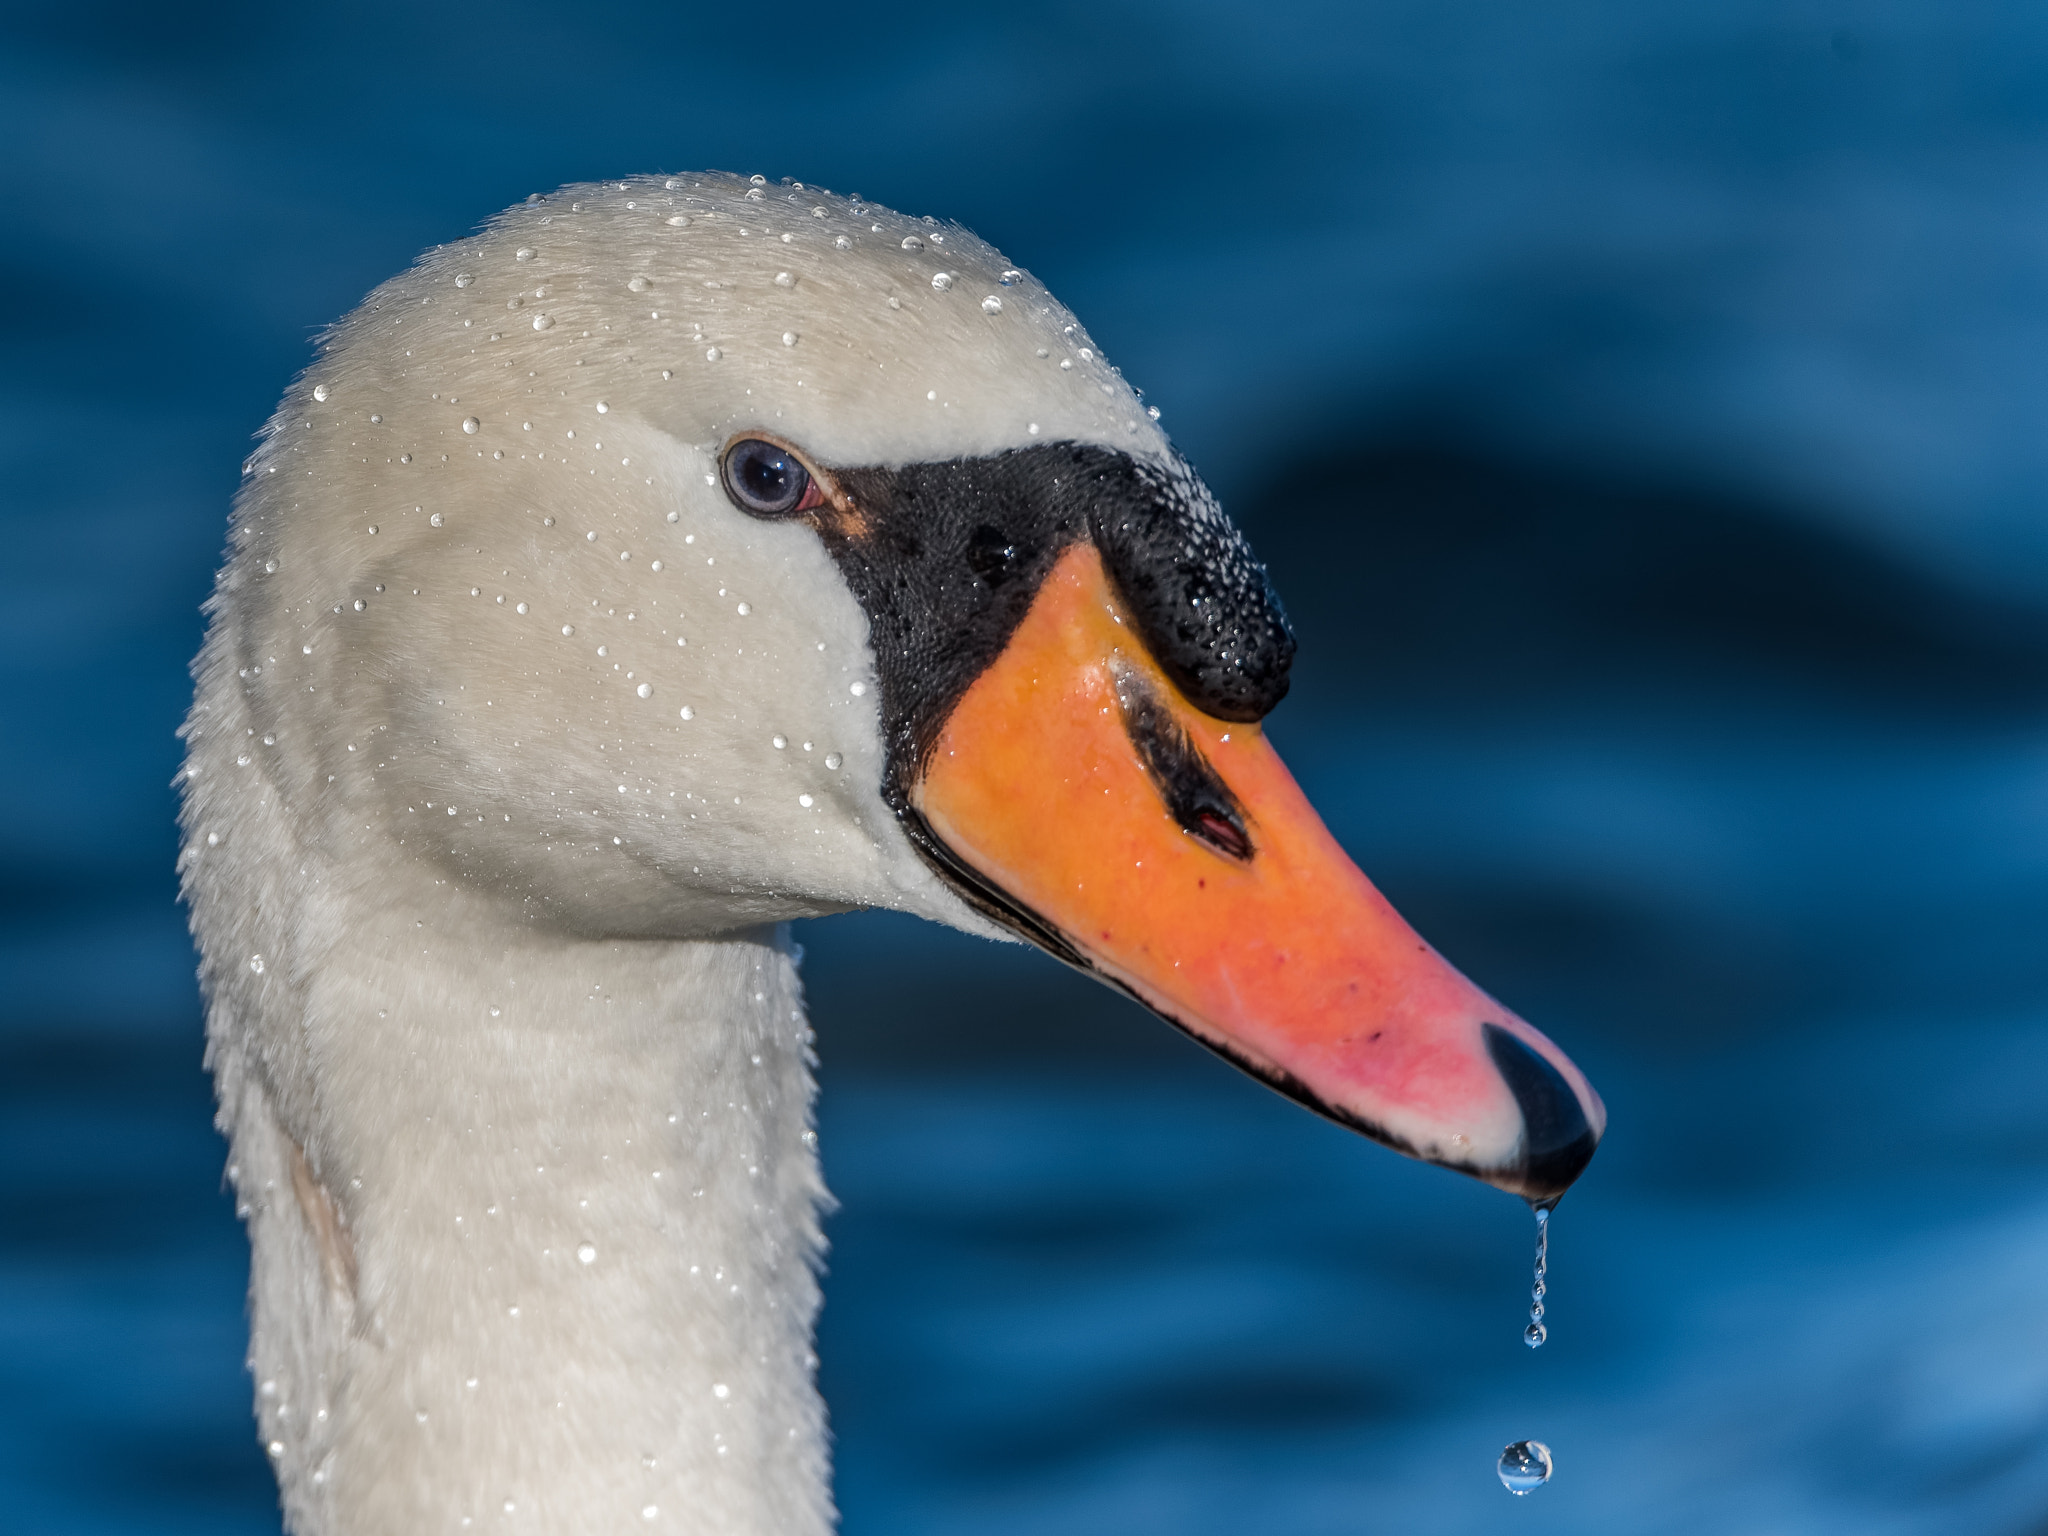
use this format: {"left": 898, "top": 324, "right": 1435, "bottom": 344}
{"left": 213, "top": 871, "right": 833, "bottom": 1536}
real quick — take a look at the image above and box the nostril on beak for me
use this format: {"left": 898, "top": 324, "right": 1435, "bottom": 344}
{"left": 1482, "top": 1023, "right": 1599, "bottom": 1200}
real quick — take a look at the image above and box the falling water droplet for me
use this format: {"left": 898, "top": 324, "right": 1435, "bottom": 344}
{"left": 1497, "top": 1440, "right": 1552, "bottom": 1494}
{"left": 313, "top": 383, "right": 330, "bottom": 402}
{"left": 1524, "top": 1203, "right": 1552, "bottom": 1348}
{"left": 772, "top": 735, "right": 788, "bottom": 749}
{"left": 249, "top": 955, "right": 266, "bottom": 974}
{"left": 636, "top": 683, "right": 653, "bottom": 699}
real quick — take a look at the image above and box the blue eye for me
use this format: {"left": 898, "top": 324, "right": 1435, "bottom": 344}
{"left": 722, "top": 439, "right": 814, "bottom": 517}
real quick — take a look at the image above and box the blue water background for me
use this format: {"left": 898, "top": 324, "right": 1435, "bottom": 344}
{"left": 7, "top": 2, "right": 2048, "bottom": 1532}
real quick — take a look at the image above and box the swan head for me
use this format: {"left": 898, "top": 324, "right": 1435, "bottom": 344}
{"left": 211, "top": 173, "right": 1601, "bottom": 1203}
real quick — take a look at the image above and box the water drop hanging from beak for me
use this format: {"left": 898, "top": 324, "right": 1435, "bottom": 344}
{"left": 1523, "top": 1203, "right": 1551, "bottom": 1348}
{"left": 1494, "top": 1204, "right": 1558, "bottom": 1493}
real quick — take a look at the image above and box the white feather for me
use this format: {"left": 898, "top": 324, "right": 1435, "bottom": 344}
{"left": 180, "top": 173, "right": 1169, "bottom": 1535}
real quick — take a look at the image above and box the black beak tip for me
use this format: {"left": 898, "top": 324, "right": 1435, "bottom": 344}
{"left": 1482, "top": 1022, "right": 1600, "bottom": 1200}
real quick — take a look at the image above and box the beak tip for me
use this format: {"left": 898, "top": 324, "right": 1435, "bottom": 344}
{"left": 1515, "top": 1125, "right": 1601, "bottom": 1202}
{"left": 1481, "top": 1022, "right": 1601, "bottom": 1201}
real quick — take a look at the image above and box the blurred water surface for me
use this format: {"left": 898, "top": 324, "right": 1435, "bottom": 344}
{"left": 6, "top": 2, "right": 2048, "bottom": 1533}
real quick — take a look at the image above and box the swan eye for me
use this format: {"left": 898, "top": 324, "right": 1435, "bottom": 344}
{"left": 721, "top": 439, "right": 823, "bottom": 518}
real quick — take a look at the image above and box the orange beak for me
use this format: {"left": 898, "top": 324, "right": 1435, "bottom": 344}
{"left": 912, "top": 545, "right": 1605, "bottom": 1201}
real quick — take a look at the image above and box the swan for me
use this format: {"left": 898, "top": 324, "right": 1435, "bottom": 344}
{"left": 178, "top": 173, "right": 1605, "bottom": 1536}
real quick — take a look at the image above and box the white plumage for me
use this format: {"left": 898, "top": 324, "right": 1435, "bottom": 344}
{"left": 181, "top": 173, "right": 1166, "bottom": 1536}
